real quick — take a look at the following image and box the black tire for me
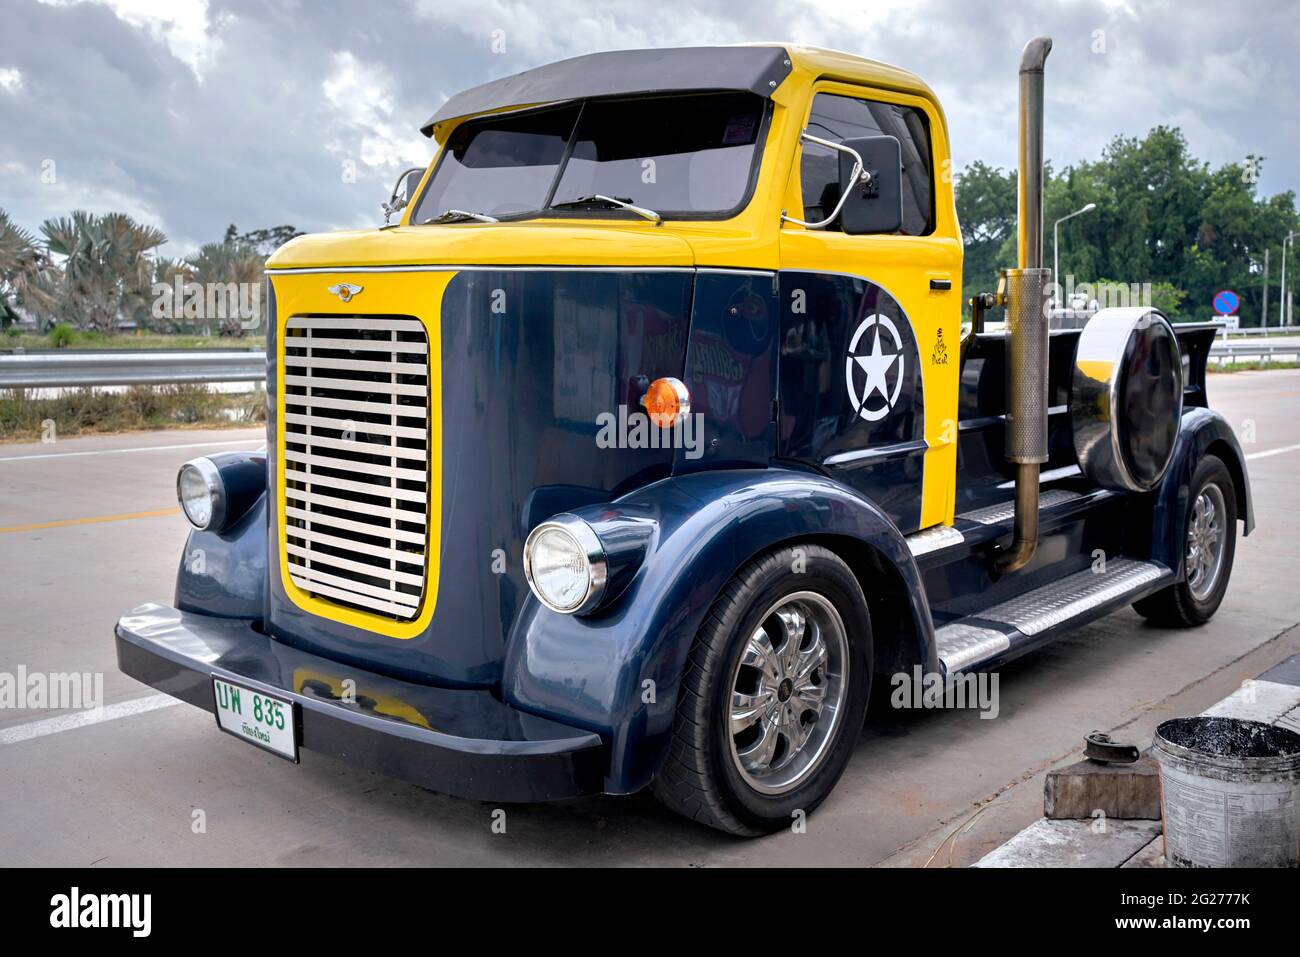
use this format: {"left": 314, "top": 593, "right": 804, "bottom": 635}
{"left": 652, "top": 545, "right": 872, "bottom": 836}
{"left": 1133, "top": 454, "right": 1237, "bottom": 626}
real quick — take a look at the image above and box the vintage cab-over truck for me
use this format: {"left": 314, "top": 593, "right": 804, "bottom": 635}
{"left": 116, "top": 39, "right": 1250, "bottom": 835}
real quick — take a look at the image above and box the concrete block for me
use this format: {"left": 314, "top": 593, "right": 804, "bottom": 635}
{"left": 1044, "top": 753, "right": 1161, "bottom": 820}
{"left": 975, "top": 819, "right": 1162, "bottom": 868}
{"left": 1120, "top": 835, "right": 1166, "bottom": 868}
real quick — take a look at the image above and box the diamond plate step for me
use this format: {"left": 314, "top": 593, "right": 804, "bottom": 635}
{"left": 935, "top": 559, "right": 1171, "bottom": 673}
{"left": 958, "top": 488, "right": 1082, "bottom": 525}
{"left": 906, "top": 524, "right": 965, "bottom": 557}
{"left": 981, "top": 559, "right": 1168, "bottom": 636}
{"left": 935, "top": 622, "right": 1011, "bottom": 673}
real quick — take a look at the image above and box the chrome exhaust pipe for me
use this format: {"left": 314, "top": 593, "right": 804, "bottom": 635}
{"left": 996, "top": 36, "right": 1052, "bottom": 574}
{"left": 1016, "top": 36, "right": 1051, "bottom": 276}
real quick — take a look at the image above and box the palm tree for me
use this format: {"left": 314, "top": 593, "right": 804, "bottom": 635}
{"left": 0, "top": 209, "right": 56, "bottom": 328}
{"left": 186, "top": 241, "right": 265, "bottom": 336}
{"left": 37, "top": 211, "right": 167, "bottom": 333}
{"left": 147, "top": 256, "right": 194, "bottom": 333}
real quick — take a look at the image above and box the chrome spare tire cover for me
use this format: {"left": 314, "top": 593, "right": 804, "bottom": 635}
{"left": 1071, "top": 307, "right": 1182, "bottom": 492}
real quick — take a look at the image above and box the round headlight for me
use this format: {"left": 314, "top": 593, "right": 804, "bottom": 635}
{"left": 523, "top": 516, "right": 608, "bottom": 615}
{"left": 177, "top": 457, "right": 224, "bottom": 530}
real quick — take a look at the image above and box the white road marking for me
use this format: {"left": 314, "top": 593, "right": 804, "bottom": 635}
{"left": 0, "top": 693, "right": 183, "bottom": 745}
{"left": 1246, "top": 442, "right": 1300, "bottom": 461}
{"left": 0, "top": 438, "right": 264, "bottom": 463}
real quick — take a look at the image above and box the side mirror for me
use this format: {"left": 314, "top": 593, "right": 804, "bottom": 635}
{"left": 382, "top": 166, "right": 426, "bottom": 224}
{"left": 837, "top": 136, "right": 903, "bottom": 235}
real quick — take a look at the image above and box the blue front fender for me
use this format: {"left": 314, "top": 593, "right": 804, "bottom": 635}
{"left": 502, "top": 467, "right": 933, "bottom": 794}
{"left": 1151, "top": 407, "right": 1254, "bottom": 576}
{"left": 176, "top": 496, "right": 267, "bottom": 622}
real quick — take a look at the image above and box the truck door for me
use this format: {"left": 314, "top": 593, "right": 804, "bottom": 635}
{"left": 777, "top": 82, "right": 961, "bottom": 533}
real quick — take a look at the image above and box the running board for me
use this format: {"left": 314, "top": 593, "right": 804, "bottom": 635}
{"left": 957, "top": 488, "right": 1082, "bottom": 525}
{"left": 934, "top": 559, "right": 1173, "bottom": 674}
{"left": 907, "top": 488, "right": 1098, "bottom": 562}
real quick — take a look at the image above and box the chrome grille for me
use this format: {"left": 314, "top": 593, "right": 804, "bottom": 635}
{"left": 282, "top": 315, "right": 429, "bottom": 620}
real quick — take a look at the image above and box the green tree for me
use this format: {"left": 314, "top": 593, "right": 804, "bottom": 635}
{"left": 1092, "top": 279, "right": 1188, "bottom": 318}
{"left": 223, "top": 223, "right": 303, "bottom": 257}
{"left": 1149, "top": 281, "right": 1188, "bottom": 317}
{"left": 955, "top": 127, "right": 1300, "bottom": 326}
{"left": 145, "top": 256, "right": 194, "bottom": 334}
{"left": 955, "top": 161, "right": 1017, "bottom": 308}
{"left": 35, "top": 211, "right": 167, "bottom": 333}
{"left": 186, "top": 240, "right": 266, "bottom": 336}
{"left": 0, "top": 209, "right": 56, "bottom": 328}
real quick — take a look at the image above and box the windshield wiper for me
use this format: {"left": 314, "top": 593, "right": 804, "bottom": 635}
{"left": 425, "top": 209, "right": 500, "bottom": 224}
{"left": 549, "top": 194, "right": 661, "bottom": 224}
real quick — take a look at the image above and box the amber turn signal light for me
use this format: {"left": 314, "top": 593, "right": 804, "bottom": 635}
{"left": 642, "top": 377, "right": 691, "bottom": 428}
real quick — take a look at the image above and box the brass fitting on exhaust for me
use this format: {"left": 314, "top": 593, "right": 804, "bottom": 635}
{"left": 996, "top": 267, "right": 1050, "bottom": 573}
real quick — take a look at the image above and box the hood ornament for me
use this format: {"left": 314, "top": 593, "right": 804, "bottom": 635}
{"left": 327, "top": 282, "right": 363, "bottom": 303}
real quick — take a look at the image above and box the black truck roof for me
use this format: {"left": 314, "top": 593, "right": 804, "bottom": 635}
{"left": 420, "top": 45, "right": 792, "bottom": 139}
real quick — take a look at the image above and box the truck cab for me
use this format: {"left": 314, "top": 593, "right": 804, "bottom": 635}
{"left": 116, "top": 41, "right": 1252, "bottom": 836}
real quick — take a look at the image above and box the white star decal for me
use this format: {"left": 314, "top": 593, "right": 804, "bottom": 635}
{"left": 844, "top": 312, "right": 906, "bottom": 423}
{"left": 853, "top": 328, "right": 898, "bottom": 408}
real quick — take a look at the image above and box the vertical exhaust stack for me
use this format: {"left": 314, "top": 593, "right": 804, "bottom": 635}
{"left": 996, "top": 36, "right": 1053, "bottom": 574}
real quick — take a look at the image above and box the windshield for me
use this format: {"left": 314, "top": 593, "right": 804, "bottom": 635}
{"left": 412, "top": 104, "right": 578, "bottom": 222}
{"left": 410, "top": 91, "right": 766, "bottom": 223}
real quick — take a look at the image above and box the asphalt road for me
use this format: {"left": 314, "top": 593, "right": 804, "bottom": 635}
{"left": 2, "top": 370, "right": 1299, "bottom": 867}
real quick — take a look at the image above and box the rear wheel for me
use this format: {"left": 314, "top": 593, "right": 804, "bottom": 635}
{"left": 652, "top": 545, "right": 872, "bottom": 836}
{"left": 1134, "top": 454, "right": 1237, "bottom": 626}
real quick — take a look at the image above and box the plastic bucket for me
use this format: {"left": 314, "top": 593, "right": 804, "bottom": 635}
{"left": 1152, "top": 717, "right": 1300, "bottom": 868}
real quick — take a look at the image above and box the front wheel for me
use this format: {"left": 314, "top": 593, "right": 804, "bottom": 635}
{"left": 1134, "top": 454, "right": 1237, "bottom": 626}
{"left": 652, "top": 545, "right": 872, "bottom": 836}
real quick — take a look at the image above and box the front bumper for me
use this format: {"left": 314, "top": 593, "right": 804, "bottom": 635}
{"left": 115, "top": 603, "right": 604, "bottom": 802}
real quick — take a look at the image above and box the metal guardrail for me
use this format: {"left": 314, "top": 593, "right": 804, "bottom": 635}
{"left": 1220, "top": 327, "right": 1300, "bottom": 337}
{"left": 0, "top": 349, "right": 267, "bottom": 388}
{"left": 0, "top": 338, "right": 1292, "bottom": 389}
{"left": 1208, "top": 342, "right": 1300, "bottom": 362}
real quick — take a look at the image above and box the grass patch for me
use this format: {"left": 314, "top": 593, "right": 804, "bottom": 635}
{"left": 1209, "top": 360, "right": 1300, "bottom": 373}
{"left": 0, "top": 385, "right": 267, "bottom": 443}
{"left": 2, "top": 329, "right": 261, "bottom": 351}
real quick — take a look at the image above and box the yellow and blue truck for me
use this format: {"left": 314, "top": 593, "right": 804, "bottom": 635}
{"left": 117, "top": 39, "right": 1250, "bottom": 835}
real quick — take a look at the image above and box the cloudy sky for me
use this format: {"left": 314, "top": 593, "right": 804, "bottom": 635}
{"left": 1, "top": 0, "right": 1295, "bottom": 256}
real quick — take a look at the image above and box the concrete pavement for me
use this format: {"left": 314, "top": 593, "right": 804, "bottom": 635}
{"left": 1, "top": 371, "right": 1298, "bottom": 866}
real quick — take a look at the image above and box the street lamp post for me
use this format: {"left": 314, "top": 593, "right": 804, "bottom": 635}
{"left": 1282, "top": 230, "right": 1298, "bottom": 327}
{"left": 1053, "top": 202, "right": 1097, "bottom": 310}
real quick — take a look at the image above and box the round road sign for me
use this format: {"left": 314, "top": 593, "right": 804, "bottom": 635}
{"left": 1213, "top": 289, "right": 1240, "bottom": 315}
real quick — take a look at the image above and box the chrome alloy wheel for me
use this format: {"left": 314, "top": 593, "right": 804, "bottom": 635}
{"left": 1186, "top": 484, "right": 1227, "bottom": 601}
{"left": 727, "top": 591, "right": 849, "bottom": 795}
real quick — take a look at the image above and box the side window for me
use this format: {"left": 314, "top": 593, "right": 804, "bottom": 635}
{"left": 800, "top": 92, "right": 934, "bottom": 235}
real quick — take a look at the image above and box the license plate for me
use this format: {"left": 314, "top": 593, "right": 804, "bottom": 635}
{"left": 212, "top": 676, "right": 299, "bottom": 762}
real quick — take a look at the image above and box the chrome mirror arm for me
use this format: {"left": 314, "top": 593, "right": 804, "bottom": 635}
{"left": 382, "top": 166, "right": 428, "bottom": 225}
{"left": 781, "top": 132, "right": 870, "bottom": 230}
